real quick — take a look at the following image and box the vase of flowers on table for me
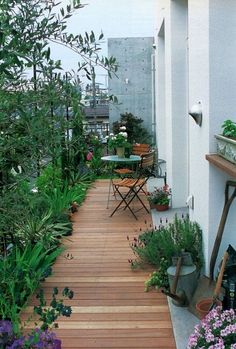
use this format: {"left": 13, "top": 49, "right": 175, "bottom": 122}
{"left": 147, "top": 185, "right": 171, "bottom": 211}
{"left": 108, "top": 126, "right": 131, "bottom": 158}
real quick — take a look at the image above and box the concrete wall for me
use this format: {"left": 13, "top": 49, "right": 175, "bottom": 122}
{"left": 156, "top": 0, "right": 236, "bottom": 275}
{"left": 108, "top": 37, "right": 154, "bottom": 136}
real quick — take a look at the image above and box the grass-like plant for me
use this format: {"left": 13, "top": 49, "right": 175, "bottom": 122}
{"left": 0, "top": 242, "right": 63, "bottom": 331}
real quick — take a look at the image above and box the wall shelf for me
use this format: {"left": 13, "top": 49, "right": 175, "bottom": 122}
{"left": 206, "top": 154, "right": 236, "bottom": 178}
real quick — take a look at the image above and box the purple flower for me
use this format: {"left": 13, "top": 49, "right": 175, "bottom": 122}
{"left": 6, "top": 337, "right": 24, "bottom": 349}
{"left": 187, "top": 307, "right": 236, "bottom": 348}
{"left": 0, "top": 320, "right": 13, "bottom": 336}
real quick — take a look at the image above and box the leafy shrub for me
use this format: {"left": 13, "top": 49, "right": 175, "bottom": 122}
{"left": 15, "top": 211, "right": 72, "bottom": 248}
{"left": 130, "top": 214, "right": 203, "bottom": 270}
{"left": 0, "top": 242, "right": 63, "bottom": 329}
{"left": 129, "top": 215, "right": 203, "bottom": 291}
{"left": 112, "top": 112, "right": 152, "bottom": 144}
{"left": 36, "top": 164, "right": 63, "bottom": 195}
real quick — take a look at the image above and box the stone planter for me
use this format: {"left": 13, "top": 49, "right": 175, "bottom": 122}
{"left": 215, "top": 134, "right": 236, "bottom": 164}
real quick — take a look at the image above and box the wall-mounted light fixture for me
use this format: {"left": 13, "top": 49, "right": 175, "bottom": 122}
{"left": 188, "top": 101, "right": 202, "bottom": 126}
{"left": 124, "top": 78, "right": 129, "bottom": 84}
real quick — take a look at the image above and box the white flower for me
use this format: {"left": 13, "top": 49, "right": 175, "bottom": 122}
{"left": 119, "top": 131, "right": 128, "bottom": 138}
{"left": 120, "top": 126, "right": 126, "bottom": 131}
{"left": 31, "top": 187, "right": 38, "bottom": 193}
{"left": 17, "top": 165, "right": 22, "bottom": 174}
{"left": 10, "top": 168, "right": 17, "bottom": 176}
{"left": 109, "top": 132, "right": 114, "bottom": 137}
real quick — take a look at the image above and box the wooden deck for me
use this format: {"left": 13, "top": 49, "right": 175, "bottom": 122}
{"left": 23, "top": 179, "right": 176, "bottom": 349}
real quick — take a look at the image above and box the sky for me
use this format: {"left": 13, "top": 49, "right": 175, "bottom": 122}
{"left": 50, "top": 0, "right": 158, "bottom": 87}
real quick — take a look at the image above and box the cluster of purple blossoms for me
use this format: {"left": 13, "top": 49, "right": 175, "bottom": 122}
{"left": 0, "top": 321, "right": 61, "bottom": 349}
{"left": 188, "top": 306, "right": 236, "bottom": 349}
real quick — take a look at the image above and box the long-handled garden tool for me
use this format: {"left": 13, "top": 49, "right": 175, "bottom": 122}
{"left": 195, "top": 251, "right": 228, "bottom": 319}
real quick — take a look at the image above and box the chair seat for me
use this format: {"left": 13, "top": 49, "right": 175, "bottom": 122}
{"left": 113, "top": 178, "right": 146, "bottom": 188}
{"left": 113, "top": 168, "right": 134, "bottom": 175}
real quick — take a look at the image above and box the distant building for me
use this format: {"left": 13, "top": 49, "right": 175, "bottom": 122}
{"left": 81, "top": 83, "right": 109, "bottom": 124}
{"left": 108, "top": 37, "right": 155, "bottom": 139}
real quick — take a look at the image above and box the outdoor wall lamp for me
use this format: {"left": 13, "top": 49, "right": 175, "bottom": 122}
{"left": 188, "top": 101, "right": 202, "bottom": 126}
{"left": 124, "top": 78, "right": 129, "bottom": 84}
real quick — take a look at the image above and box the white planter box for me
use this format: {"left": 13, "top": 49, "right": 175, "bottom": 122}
{"left": 215, "top": 134, "right": 236, "bottom": 164}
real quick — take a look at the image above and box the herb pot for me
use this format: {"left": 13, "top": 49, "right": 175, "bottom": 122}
{"left": 154, "top": 204, "right": 169, "bottom": 211}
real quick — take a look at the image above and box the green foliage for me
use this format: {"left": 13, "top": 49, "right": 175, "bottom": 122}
{"left": 36, "top": 165, "right": 63, "bottom": 195}
{"left": 44, "top": 184, "right": 87, "bottom": 217}
{"left": 129, "top": 215, "right": 203, "bottom": 292}
{"left": 130, "top": 214, "right": 203, "bottom": 271}
{"left": 145, "top": 259, "right": 170, "bottom": 292}
{"left": 14, "top": 211, "right": 72, "bottom": 249}
{"left": 112, "top": 112, "right": 152, "bottom": 144}
{"left": 108, "top": 133, "right": 130, "bottom": 150}
{"left": 34, "top": 287, "right": 74, "bottom": 331}
{"left": 147, "top": 185, "right": 171, "bottom": 205}
{"left": 0, "top": 242, "right": 63, "bottom": 329}
{"left": 221, "top": 119, "right": 236, "bottom": 138}
{"left": 0, "top": 0, "right": 118, "bottom": 188}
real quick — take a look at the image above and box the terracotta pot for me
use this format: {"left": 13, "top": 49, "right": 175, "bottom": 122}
{"left": 196, "top": 298, "right": 222, "bottom": 319}
{"left": 154, "top": 204, "right": 169, "bottom": 211}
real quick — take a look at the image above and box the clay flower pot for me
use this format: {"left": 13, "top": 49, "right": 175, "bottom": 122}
{"left": 154, "top": 204, "right": 169, "bottom": 211}
{"left": 196, "top": 298, "right": 222, "bottom": 319}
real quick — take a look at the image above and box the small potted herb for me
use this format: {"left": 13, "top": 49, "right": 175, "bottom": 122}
{"left": 215, "top": 119, "right": 236, "bottom": 164}
{"left": 147, "top": 185, "right": 171, "bottom": 211}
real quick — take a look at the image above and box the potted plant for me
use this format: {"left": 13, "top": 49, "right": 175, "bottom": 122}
{"left": 215, "top": 119, "right": 236, "bottom": 164}
{"left": 107, "top": 126, "right": 131, "bottom": 158}
{"left": 147, "top": 185, "right": 171, "bottom": 211}
{"left": 187, "top": 306, "right": 236, "bottom": 348}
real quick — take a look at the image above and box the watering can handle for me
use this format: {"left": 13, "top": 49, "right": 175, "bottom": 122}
{"left": 213, "top": 251, "right": 229, "bottom": 299}
{"left": 171, "top": 256, "right": 182, "bottom": 295}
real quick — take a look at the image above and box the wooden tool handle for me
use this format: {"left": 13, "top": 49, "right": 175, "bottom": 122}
{"left": 171, "top": 256, "right": 182, "bottom": 295}
{"left": 214, "top": 251, "right": 229, "bottom": 298}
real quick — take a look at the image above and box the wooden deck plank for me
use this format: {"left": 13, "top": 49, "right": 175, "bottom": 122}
{"left": 22, "top": 179, "right": 176, "bottom": 348}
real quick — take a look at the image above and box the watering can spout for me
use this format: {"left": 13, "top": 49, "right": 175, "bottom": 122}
{"left": 161, "top": 289, "right": 188, "bottom": 306}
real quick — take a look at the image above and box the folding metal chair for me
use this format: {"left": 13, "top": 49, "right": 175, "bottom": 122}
{"left": 110, "top": 151, "right": 155, "bottom": 220}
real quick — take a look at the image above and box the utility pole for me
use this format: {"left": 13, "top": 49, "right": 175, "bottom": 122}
{"left": 91, "top": 64, "right": 97, "bottom": 133}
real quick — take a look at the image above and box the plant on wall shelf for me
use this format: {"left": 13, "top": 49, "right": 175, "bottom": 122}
{"left": 221, "top": 119, "right": 236, "bottom": 139}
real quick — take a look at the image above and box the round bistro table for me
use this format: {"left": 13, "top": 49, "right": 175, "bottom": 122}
{"left": 101, "top": 155, "right": 141, "bottom": 208}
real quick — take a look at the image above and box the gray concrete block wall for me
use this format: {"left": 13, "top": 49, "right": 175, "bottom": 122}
{"left": 108, "top": 37, "right": 154, "bottom": 135}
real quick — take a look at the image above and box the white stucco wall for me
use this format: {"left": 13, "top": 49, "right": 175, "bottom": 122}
{"left": 188, "top": 0, "right": 210, "bottom": 272}
{"left": 207, "top": 0, "right": 236, "bottom": 273}
{"left": 156, "top": 0, "right": 188, "bottom": 208}
{"left": 156, "top": 0, "right": 236, "bottom": 275}
{"left": 189, "top": 0, "right": 236, "bottom": 274}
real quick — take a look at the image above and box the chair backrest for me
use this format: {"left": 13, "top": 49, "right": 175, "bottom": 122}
{"left": 132, "top": 143, "right": 151, "bottom": 156}
{"left": 139, "top": 151, "right": 155, "bottom": 173}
